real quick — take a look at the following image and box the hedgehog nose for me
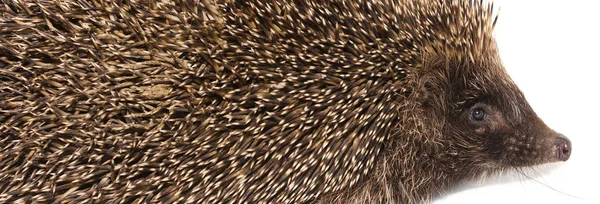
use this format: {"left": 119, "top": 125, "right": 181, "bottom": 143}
{"left": 554, "top": 134, "right": 571, "bottom": 161}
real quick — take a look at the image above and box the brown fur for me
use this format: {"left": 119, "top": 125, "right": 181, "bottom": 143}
{"left": 0, "top": 0, "right": 569, "bottom": 203}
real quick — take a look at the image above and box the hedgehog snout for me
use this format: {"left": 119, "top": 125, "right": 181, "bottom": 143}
{"left": 554, "top": 133, "right": 572, "bottom": 161}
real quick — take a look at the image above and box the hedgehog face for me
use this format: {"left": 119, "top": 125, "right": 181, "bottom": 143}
{"left": 441, "top": 64, "right": 572, "bottom": 171}
{"left": 456, "top": 101, "right": 571, "bottom": 168}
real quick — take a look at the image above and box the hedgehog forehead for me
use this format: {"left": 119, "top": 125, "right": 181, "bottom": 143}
{"left": 419, "top": 51, "right": 527, "bottom": 124}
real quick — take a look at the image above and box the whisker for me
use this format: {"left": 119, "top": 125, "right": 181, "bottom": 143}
{"left": 512, "top": 165, "right": 582, "bottom": 199}
{"left": 529, "top": 166, "right": 549, "bottom": 185}
{"left": 517, "top": 166, "right": 525, "bottom": 189}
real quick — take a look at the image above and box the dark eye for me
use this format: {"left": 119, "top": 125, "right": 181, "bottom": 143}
{"left": 471, "top": 108, "right": 486, "bottom": 121}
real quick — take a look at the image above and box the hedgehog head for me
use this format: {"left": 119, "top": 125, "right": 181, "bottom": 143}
{"left": 415, "top": 43, "right": 571, "bottom": 180}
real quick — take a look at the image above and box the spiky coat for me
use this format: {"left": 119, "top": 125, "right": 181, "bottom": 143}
{"left": 1, "top": 0, "right": 502, "bottom": 203}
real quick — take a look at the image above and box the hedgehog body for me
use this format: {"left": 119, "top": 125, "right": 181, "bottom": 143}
{"left": 0, "top": 0, "right": 571, "bottom": 203}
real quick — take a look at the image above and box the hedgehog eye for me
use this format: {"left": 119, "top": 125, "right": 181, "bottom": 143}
{"left": 470, "top": 108, "right": 486, "bottom": 121}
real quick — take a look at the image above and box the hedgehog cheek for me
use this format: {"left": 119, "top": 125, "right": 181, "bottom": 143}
{"left": 473, "top": 126, "right": 487, "bottom": 135}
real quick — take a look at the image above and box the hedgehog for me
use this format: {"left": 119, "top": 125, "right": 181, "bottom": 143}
{"left": 0, "top": 0, "right": 571, "bottom": 203}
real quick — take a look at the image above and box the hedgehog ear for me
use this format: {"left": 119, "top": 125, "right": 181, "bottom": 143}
{"left": 418, "top": 79, "right": 437, "bottom": 108}
{"left": 417, "top": 73, "right": 450, "bottom": 115}
{"left": 421, "top": 81, "right": 433, "bottom": 104}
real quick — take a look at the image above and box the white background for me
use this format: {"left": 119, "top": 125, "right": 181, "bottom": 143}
{"left": 436, "top": 0, "right": 600, "bottom": 203}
